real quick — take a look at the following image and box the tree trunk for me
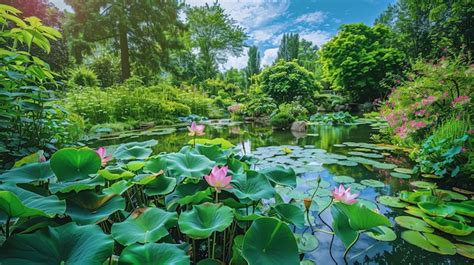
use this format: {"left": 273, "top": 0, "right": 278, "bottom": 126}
{"left": 119, "top": 22, "right": 131, "bottom": 81}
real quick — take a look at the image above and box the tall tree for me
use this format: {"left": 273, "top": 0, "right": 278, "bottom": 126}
{"left": 376, "top": 0, "right": 474, "bottom": 59}
{"left": 277, "top": 33, "right": 299, "bottom": 62}
{"left": 297, "top": 39, "right": 319, "bottom": 72}
{"left": 319, "top": 23, "right": 406, "bottom": 103}
{"left": 245, "top": 45, "right": 261, "bottom": 87}
{"left": 187, "top": 3, "right": 247, "bottom": 81}
{"left": 64, "top": 0, "right": 185, "bottom": 80}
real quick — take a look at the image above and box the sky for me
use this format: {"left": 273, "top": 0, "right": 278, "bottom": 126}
{"left": 50, "top": 0, "right": 395, "bottom": 70}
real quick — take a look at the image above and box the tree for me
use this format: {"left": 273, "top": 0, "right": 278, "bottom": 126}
{"left": 297, "top": 39, "right": 319, "bottom": 72}
{"left": 187, "top": 3, "right": 247, "bottom": 81}
{"left": 276, "top": 33, "right": 299, "bottom": 62}
{"left": 4, "top": 0, "right": 69, "bottom": 71}
{"left": 64, "top": 0, "right": 185, "bottom": 80}
{"left": 258, "top": 60, "right": 317, "bottom": 106}
{"left": 376, "top": 0, "right": 474, "bottom": 59}
{"left": 319, "top": 23, "right": 406, "bottom": 103}
{"left": 245, "top": 45, "right": 261, "bottom": 87}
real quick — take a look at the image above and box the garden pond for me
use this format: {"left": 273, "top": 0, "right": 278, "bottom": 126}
{"left": 85, "top": 120, "right": 472, "bottom": 264}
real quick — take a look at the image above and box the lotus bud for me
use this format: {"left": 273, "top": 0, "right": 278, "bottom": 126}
{"left": 303, "top": 198, "right": 312, "bottom": 210}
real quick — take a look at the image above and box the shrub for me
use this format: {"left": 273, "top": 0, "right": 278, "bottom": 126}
{"left": 258, "top": 60, "right": 318, "bottom": 106}
{"left": 270, "top": 112, "right": 295, "bottom": 129}
{"left": 68, "top": 66, "right": 99, "bottom": 87}
{"left": 90, "top": 53, "right": 121, "bottom": 87}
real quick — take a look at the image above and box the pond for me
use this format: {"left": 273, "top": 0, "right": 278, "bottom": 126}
{"left": 89, "top": 121, "right": 471, "bottom": 264}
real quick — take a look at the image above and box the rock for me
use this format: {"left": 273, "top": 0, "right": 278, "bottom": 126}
{"left": 291, "top": 121, "right": 307, "bottom": 132}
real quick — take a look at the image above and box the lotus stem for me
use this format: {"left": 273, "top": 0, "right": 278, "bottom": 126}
{"left": 207, "top": 237, "right": 211, "bottom": 258}
{"left": 343, "top": 232, "right": 360, "bottom": 265}
{"left": 192, "top": 239, "right": 196, "bottom": 264}
{"left": 222, "top": 228, "right": 226, "bottom": 262}
{"left": 212, "top": 231, "right": 217, "bottom": 259}
{"left": 306, "top": 209, "right": 314, "bottom": 234}
{"left": 5, "top": 216, "right": 11, "bottom": 238}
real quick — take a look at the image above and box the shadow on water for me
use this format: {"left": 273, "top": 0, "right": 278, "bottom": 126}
{"left": 88, "top": 122, "right": 471, "bottom": 265}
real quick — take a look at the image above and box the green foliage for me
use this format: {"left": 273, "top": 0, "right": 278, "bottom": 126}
{"left": 309, "top": 112, "right": 356, "bottom": 125}
{"left": 313, "top": 92, "right": 348, "bottom": 111}
{"left": 297, "top": 39, "right": 319, "bottom": 73}
{"left": 245, "top": 46, "right": 261, "bottom": 87}
{"left": 270, "top": 102, "right": 308, "bottom": 129}
{"left": 90, "top": 52, "right": 121, "bottom": 87}
{"left": 0, "top": 5, "right": 82, "bottom": 165}
{"left": 68, "top": 66, "right": 99, "bottom": 87}
{"left": 277, "top": 33, "right": 300, "bottom": 62}
{"left": 320, "top": 23, "right": 406, "bottom": 103}
{"left": 258, "top": 60, "right": 318, "bottom": 106}
{"left": 241, "top": 92, "right": 277, "bottom": 117}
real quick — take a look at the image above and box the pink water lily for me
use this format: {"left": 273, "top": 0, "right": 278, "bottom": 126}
{"left": 332, "top": 184, "right": 359, "bottom": 205}
{"left": 204, "top": 166, "right": 232, "bottom": 193}
{"left": 96, "top": 147, "right": 112, "bottom": 166}
{"left": 188, "top": 122, "right": 205, "bottom": 137}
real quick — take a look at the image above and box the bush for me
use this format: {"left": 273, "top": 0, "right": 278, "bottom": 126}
{"left": 68, "top": 66, "right": 99, "bottom": 87}
{"left": 270, "top": 112, "right": 295, "bottom": 129}
{"left": 270, "top": 102, "right": 308, "bottom": 129}
{"left": 90, "top": 53, "right": 121, "bottom": 87}
{"left": 309, "top": 112, "right": 355, "bottom": 125}
{"left": 258, "top": 60, "right": 318, "bottom": 106}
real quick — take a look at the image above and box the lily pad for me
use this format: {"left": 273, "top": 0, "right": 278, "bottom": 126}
{"left": 365, "top": 226, "right": 397, "bottom": 241}
{"left": 394, "top": 167, "right": 414, "bottom": 174}
{"left": 360, "top": 179, "right": 385, "bottom": 188}
{"left": 347, "top": 151, "right": 383, "bottom": 159}
{"left": 377, "top": 196, "right": 408, "bottom": 208}
{"left": 272, "top": 203, "right": 305, "bottom": 228}
{"left": 118, "top": 243, "right": 189, "bottom": 265}
{"left": 418, "top": 202, "right": 456, "bottom": 217}
{"left": 423, "top": 216, "right": 473, "bottom": 236}
{"left": 260, "top": 166, "right": 296, "bottom": 187}
{"left": 166, "top": 152, "right": 215, "bottom": 180}
{"left": 0, "top": 222, "right": 114, "bottom": 264}
{"left": 111, "top": 208, "right": 178, "bottom": 246}
{"left": 332, "top": 175, "right": 355, "bottom": 183}
{"left": 395, "top": 216, "right": 434, "bottom": 233}
{"left": 178, "top": 203, "right": 234, "bottom": 239}
{"left": 0, "top": 162, "right": 54, "bottom": 183}
{"left": 455, "top": 234, "right": 474, "bottom": 245}
{"left": 242, "top": 217, "right": 300, "bottom": 265}
{"left": 455, "top": 243, "right": 474, "bottom": 259}
{"left": 401, "top": 231, "right": 456, "bottom": 255}
{"left": 50, "top": 148, "right": 101, "bottom": 181}
{"left": 231, "top": 171, "right": 275, "bottom": 201}
{"left": 295, "top": 233, "right": 319, "bottom": 253}
{"left": 410, "top": 181, "right": 436, "bottom": 189}
{"left": 446, "top": 202, "right": 474, "bottom": 217}
{"left": 390, "top": 172, "right": 411, "bottom": 179}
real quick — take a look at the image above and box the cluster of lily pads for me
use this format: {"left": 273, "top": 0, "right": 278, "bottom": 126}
{"left": 0, "top": 132, "right": 399, "bottom": 264}
{"left": 377, "top": 182, "right": 473, "bottom": 259}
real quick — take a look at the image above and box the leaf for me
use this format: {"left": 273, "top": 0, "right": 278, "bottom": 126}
{"left": 360, "top": 179, "right": 385, "bottom": 188}
{"left": 295, "top": 233, "right": 319, "bottom": 253}
{"left": 365, "top": 226, "right": 396, "bottom": 241}
{"left": 395, "top": 216, "right": 434, "bottom": 233}
{"left": 0, "top": 162, "right": 54, "bottom": 183}
{"left": 190, "top": 138, "right": 235, "bottom": 149}
{"left": 118, "top": 243, "right": 189, "bottom": 264}
{"left": 242, "top": 217, "right": 299, "bottom": 265}
{"left": 455, "top": 243, "right": 474, "bottom": 259}
{"left": 423, "top": 216, "right": 473, "bottom": 236}
{"left": 333, "top": 202, "right": 391, "bottom": 231}
{"left": 0, "top": 222, "right": 114, "bottom": 264}
{"left": 331, "top": 203, "right": 358, "bottom": 248}
{"left": 50, "top": 148, "right": 101, "bottom": 181}
{"left": 230, "top": 171, "right": 275, "bottom": 201}
{"left": 166, "top": 152, "right": 215, "bottom": 180}
{"left": 271, "top": 203, "right": 305, "bottom": 228}
{"left": 111, "top": 208, "right": 178, "bottom": 246}
{"left": 260, "top": 166, "right": 296, "bottom": 187}
{"left": 66, "top": 191, "right": 125, "bottom": 225}
{"left": 418, "top": 202, "right": 456, "bottom": 217}
{"left": 401, "top": 231, "right": 456, "bottom": 255}
{"left": 447, "top": 202, "right": 474, "bottom": 217}
{"left": 178, "top": 203, "right": 234, "bottom": 239}
{"left": 377, "top": 196, "right": 408, "bottom": 208}
{"left": 332, "top": 175, "right": 355, "bottom": 183}
{"left": 144, "top": 175, "right": 177, "bottom": 196}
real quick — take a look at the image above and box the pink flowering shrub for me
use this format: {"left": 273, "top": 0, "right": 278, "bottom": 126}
{"left": 380, "top": 58, "right": 473, "bottom": 144}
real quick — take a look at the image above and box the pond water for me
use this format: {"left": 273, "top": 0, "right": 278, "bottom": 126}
{"left": 89, "top": 121, "right": 471, "bottom": 265}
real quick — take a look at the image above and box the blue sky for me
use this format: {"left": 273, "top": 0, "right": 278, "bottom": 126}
{"left": 51, "top": 0, "right": 395, "bottom": 69}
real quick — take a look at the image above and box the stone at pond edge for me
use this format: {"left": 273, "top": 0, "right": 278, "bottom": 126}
{"left": 291, "top": 121, "right": 307, "bottom": 132}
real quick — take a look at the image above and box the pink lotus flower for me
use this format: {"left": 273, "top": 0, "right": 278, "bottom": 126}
{"left": 187, "top": 122, "right": 205, "bottom": 137}
{"left": 414, "top": 109, "right": 426, "bottom": 116}
{"left": 96, "top": 147, "right": 112, "bottom": 167}
{"left": 332, "top": 184, "right": 359, "bottom": 205}
{"left": 204, "top": 166, "right": 232, "bottom": 193}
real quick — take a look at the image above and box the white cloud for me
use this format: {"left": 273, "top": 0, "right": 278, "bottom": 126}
{"left": 295, "top": 11, "right": 326, "bottom": 24}
{"left": 220, "top": 47, "right": 249, "bottom": 70}
{"left": 261, "top": 48, "right": 279, "bottom": 66}
{"left": 50, "top": 0, "right": 73, "bottom": 12}
{"left": 300, "top": 30, "right": 331, "bottom": 47}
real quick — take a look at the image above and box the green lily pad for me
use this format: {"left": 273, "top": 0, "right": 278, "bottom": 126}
{"left": 0, "top": 162, "right": 54, "bottom": 183}
{"left": 365, "top": 226, "right": 397, "bottom": 241}
{"left": 410, "top": 181, "right": 436, "bottom": 189}
{"left": 336, "top": 160, "right": 358, "bottom": 167}
{"left": 404, "top": 206, "right": 430, "bottom": 219}
{"left": 377, "top": 196, "right": 408, "bottom": 208}
{"left": 390, "top": 172, "right": 411, "bottom": 179}
{"left": 111, "top": 208, "right": 178, "bottom": 246}
{"left": 118, "top": 243, "right": 189, "bottom": 265}
{"left": 49, "top": 175, "right": 105, "bottom": 194}
{"left": 455, "top": 233, "right": 474, "bottom": 245}
{"left": 295, "top": 233, "right": 319, "bottom": 253}
{"left": 437, "top": 189, "right": 468, "bottom": 201}
{"left": 360, "top": 179, "right": 385, "bottom": 188}
{"left": 0, "top": 183, "right": 65, "bottom": 218}
{"left": 144, "top": 175, "right": 177, "bottom": 196}
{"left": 394, "top": 167, "right": 414, "bottom": 174}
{"left": 166, "top": 152, "right": 215, "bottom": 180}
{"left": 418, "top": 202, "right": 456, "bottom": 217}
{"left": 333, "top": 202, "right": 391, "bottom": 231}
{"left": 242, "top": 217, "right": 300, "bottom": 265}
{"left": 191, "top": 138, "right": 234, "bottom": 149}
{"left": 178, "top": 203, "right": 234, "bottom": 239}
{"left": 347, "top": 151, "right": 383, "bottom": 159}
{"left": 272, "top": 203, "right": 305, "bottom": 228}
{"left": 399, "top": 190, "right": 432, "bottom": 204}
{"left": 0, "top": 222, "right": 114, "bottom": 264}
{"left": 231, "top": 171, "right": 275, "bottom": 201}
{"left": 114, "top": 140, "right": 157, "bottom": 160}
{"left": 99, "top": 167, "right": 135, "bottom": 181}
{"left": 66, "top": 191, "right": 125, "bottom": 225}
{"left": 332, "top": 175, "right": 355, "bottom": 183}
{"left": 447, "top": 202, "right": 474, "bottom": 217}
{"left": 50, "top": 148, "right": 101, "bottom": 181}
{"left": 455, "top": 243, "right": 474, "bottom": 259}
{"left": 260, "top": 166, "right": 296, "bottom": 187}
{"left": 423, "top": 216, "right": 473, "bottom": 236}
{"left": 395, "top": 216, "right": 434, "bottom": 233}
{"left": 357, "top": 199, "right": 378, "bottom": 211}
{"left": 401, "top": 231, "right": 456, "bottom": 255}
{"left": 194, "top": 144, "right": 228, "bottom": 165}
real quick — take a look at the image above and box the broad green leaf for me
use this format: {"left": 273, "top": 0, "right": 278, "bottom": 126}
{"left": 365, "top": 226, "right": 396, "bottom": 241}
{"left": 144, "top": 175, "right": 177, "bottom": 196}
{"left": 0, "top": 162, "right": 54, "bottom": 183}
{"left": 401, "top": 231, "right": 456, "bottom": 255}
{"left": 66, "top": 191, "right": 125, "bottom": 225}
{"left": 331, "top": 204, "right": 358, "bottom": 248}
{"left": 271, "top": 203, "right": 305, "bottom": 228}
{"left": 190, "top": 138, "right": 235, "bottom": 149}
{"left": 230, "top": 171, "right": 275, "bottom": 201}
{"left": 118, "top": 243, "right": 189, "bottom": 265}
{"left": 418, "top": 202, "right": 456, "bottom": 217}
{"left": 242, "top": 217, "right": 299, "bottom": 265}
{"left": 423, "top": 216, "right": 473, "bottom": 236}
{"left": 260, "top": 166, "right": 296, "bottom": 187}
{"left": 0, "top": 222, "right": 114, "bottom": 264}
{"left": 395, "top": 216, "right": 434, "bottom": 233}
{"left": 178, "top": 203, "right": 234, "bottom": 239}
{"left": 377, "top": 196, "right": 408, "bottom": 208}
{"left": 295, "top": 233, "right": 319, "bottom": 253}
{"left": 455, "top": 243, "right": 474, "bottom": 259}
{"left": 360, "top": 179, "right": 385, "bottom": 188}
{"left": 333, "top": 202, "right": 391, "bottom": 231}
{"left": 166, "top": 152, "right": 215, "bottom": 180}
{"left": 50, "top": 148, "right": 101, "bottom": 181}
{"left": 111, "top": 208, "right": 178, "bottom": 246}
